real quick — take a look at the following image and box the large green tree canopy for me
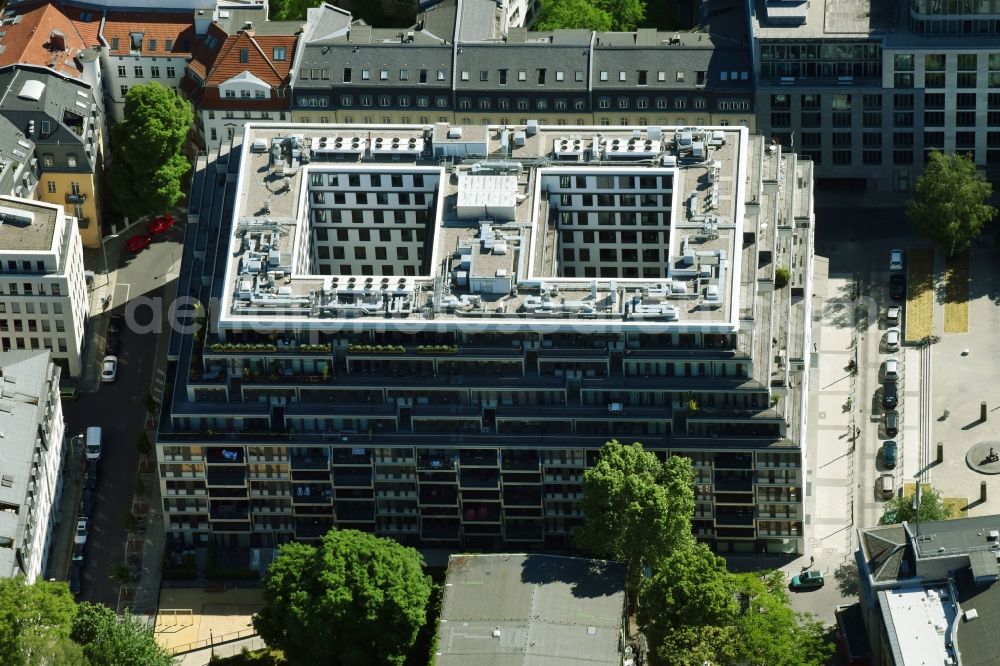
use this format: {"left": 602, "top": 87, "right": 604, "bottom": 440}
{"left": 0, "top": 576, "right": 77, "bottom": 665}
{"left": 70, "top": 603, "right": 172, "bottom": 666}
{"left": 107, "top": 82, "right": 193, "bottom": 220}
{"left": 536, "top": 0, "right": 645, "bottom": 31}
{"left": 575, "top": 441, "right": 695, "bottom": 602}
{"left": 907, "top": 151, "right": 995, "bottom": 257}
{"left": 253, "top": 528, "right": 432, "bottom": 666}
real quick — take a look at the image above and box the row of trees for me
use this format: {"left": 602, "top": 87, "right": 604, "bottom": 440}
{"left": 0, "top": 577, "right": 172, "bottom": 666}
{"left": 576, "top": 441, "right": 833, "bottom": 666}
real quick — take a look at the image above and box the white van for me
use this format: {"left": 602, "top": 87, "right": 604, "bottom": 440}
{"left": 85, "top": 427, "right": 102, "bottom": 461}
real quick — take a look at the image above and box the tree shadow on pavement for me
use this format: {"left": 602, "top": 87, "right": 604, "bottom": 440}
{"left": 833, "top": 561, "right": 860, "bottom": 598}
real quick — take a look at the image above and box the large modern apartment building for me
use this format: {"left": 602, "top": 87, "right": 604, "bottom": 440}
{"left": 752, "top": 0, "right": 1000, "bottom": 193}
{"left": 159, "top": 120, "right": 814, "bottom": 555}
{"left": 0, "top": 197, "right": 89, "bottom": 378}
{"left": 0, "top": 350, "right": 68, "bottom": 582}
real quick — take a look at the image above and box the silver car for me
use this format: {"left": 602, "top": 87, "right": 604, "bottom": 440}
{"left": 101, "top": 355, "right": 118, "bottom": 383}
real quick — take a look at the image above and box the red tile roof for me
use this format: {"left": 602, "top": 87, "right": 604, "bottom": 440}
{"left": 0, "top": 2, "right": 92, "bottom": 79}
{"left": 59, "top": 4, "right": 103, "bottom": 49}
{"left": 102, "top": 11, "right": 198, "bottom": 57}
{"left": 204, "top": 32, "right": 298, "bottom": 87}
{"left": 186, "top": 23, "right": 229, "bottom": 81}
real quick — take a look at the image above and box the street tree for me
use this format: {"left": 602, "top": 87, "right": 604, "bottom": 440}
{"left": 730, "top": 573, "right": 833, "bottom": 666}
{"left": 0, "top": 577, "right": 77, "bottom": 665}
{"left": 269, "top": 0, "right": 322, "bottom": 20}
{"left": 638, "top": 542, "right": 738, "bottom": 663}
{"left": 70, "top": 603, "right": 173, "bottom": 666}
{"left": 107, "top": 82, "right": 193, "bottom": 220}
{"left": 600, "top": 0, "right": 646, "bottom": 30}
{"left": 535, "top": 0, "right": 612, "bottom": 31}
{"left": 880, "top": 485, "right": 949, "bottom": 524}
{"left": 253, "top": 528, "right": 432, "bottom": 666}
{"left": 907, "top": 151, "right": 996, "bottom": 257}
{"left": 575, "top": 441, "right": 694, "bottom": 603}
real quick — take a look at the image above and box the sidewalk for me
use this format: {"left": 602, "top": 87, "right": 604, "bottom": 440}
{"left": 44, "top": 438, "right": 87, "bottom": 581}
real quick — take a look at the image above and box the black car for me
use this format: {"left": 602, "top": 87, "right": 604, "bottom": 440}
{"left": 105, "top": 332, "right": 120, "bottom": 356}
{"left": 85, "top": 466, "right": 99, "bottom": 490}
{"left": 883, "top": 441, "right": 898, "bottom": 469}
{"left": 882, "top": 380, "right": 898, "bottom": 409}
{"left": 889, "top": 274, "right": 906, "bottom": 300}
{"left": 69, "top": 563, "right": 82, "bottom": 597}
{"left": 108, "top": 314, "right": 125, "bottom": 335}
{"left": 80, "top": 488, "right": 93, "bottom": 517}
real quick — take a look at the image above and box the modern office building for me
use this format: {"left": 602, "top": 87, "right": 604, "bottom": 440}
{"left": 0, "top": 197, "right": 89, "bottom": 378}
{"left": 159, "top": 121, "right": 813, "bottom": 554}
{"left": 0, "top": 350, "right": 68, "bottom": 582}
{"left": 856, "top": 516, "right": 1000, "bottom": 666}
{"left": 751, "top": 0, "right": 1000, "bottom": 193}
{"left": 285, "top": 0, "right": 756, "bottom": 132}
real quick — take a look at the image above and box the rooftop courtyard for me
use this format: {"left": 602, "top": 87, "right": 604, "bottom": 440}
{"left": 221, "top": 122, "right": 749, "bottom": 332}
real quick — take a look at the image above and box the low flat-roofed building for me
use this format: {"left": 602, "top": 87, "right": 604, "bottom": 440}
{"left": 0, "top": 350, "right": 67, "bottom": 582}
{"left": 436, "top": 553, "right": 626, "bottom": 666}
{"left": 857, "top": 516, "right": 1000, "bottom": 666}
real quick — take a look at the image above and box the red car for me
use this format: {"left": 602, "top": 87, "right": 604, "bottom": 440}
{"left": 125, "top": 233, "right": 152, "bottom": 253}
{"left": 148, "top": 214, "right": 175, "bottom": 235}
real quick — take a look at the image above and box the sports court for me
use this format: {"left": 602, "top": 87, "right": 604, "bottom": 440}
{"left": 154, "top": 587, "right": 264, "bottom": 654}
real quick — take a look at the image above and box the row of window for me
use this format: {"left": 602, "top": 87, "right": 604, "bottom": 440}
{"left": 0, "top": 302, "right": 67, "bottom": 315}
{"left": 562, "top": 247, "right": 665, "bottom": 264}
{"left": 0, "top": 282, "right": 64, "bottom": 296}
{"left": 224, "top": 88, "right": 268, "bottom": 99}
{"left": 316, "top": 245, "right": 422, "bottom": 262}
{"left": 893, "top": 52, "right": 1000, "bottom": 88}
{"left": 790, "top": 141, "right": 1000, "bottom": 167}
{"left": 331, "top": 66, "right": 731, "bottom": 86}
{"left": 559, "top": 229, "right": 666, "bottom": 245}
{"left": 310, "top": 193, "right": 430, "bottom": 207}
{"left": 314, "top": 263, "right": 422, "bottom": 277}
{"left": 116, "top": 65, "right": 177, "bottom": 79}
{"left": 305, "top": 115, "right": 738, "bottom": 128}
{"left": 309, "top": 173, "right": 428, "bottom": 188}
{"left": 110, "top": 36, "right": 187, "bottom": 53}
{"left": 0, "top": 318, "right": 67, "bottom": 333}
{"left": 309, "top": 94, "right": 741, "bottom": 112}
{"left": 309, "top": 208, "right": 432, "bottom": 225}
{"left": 0, "top": 337, "right": 69, "bottom": 353}
{"left": 313, "top": 227, "right": 427, "bottom": 243}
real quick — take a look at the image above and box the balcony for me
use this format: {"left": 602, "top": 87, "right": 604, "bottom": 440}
{"left": 462, "top": 503, "right": 500, "bottom": 523}
{"left": 65, "top": 192, "right": 87, "bottom": 204}
{"left": 419, "top": 485, "right": 458, "bottom": 506}
{"left": 210, "top": 502, "right": 250, "bottom": 521}
{"left": 333, "top": 468, "right": 373, "bottom": 487}
{"left": 336, "top": 502, "right": 375, "bottom": 522}
{"left": 501, "top": 451, "right": 540, "bottom": 471}
{"left": 504, "top": 486, "right": 542, "bottom": 506}
{"left": 205, "top": 467, "right": 247, "bottom": 487}
{"left": 504, "top": 521, "right": 544, "bottom": 541}
{"left": 292, "top": 484, "right": 332, "bottom": 504}
{"left": 207, "top": 447, "right": 245, "bottom": 465}
{"left": 459, "top": 469, "right": 499, "bottom": 489}
{"left": 290, "top": 453, "right": 329, "bottom": 470}
{"left": 459, "top": 450, "right": 498, "bottom": 467}
{"left": 295, "top": 518, "right": 334, "bottom": 538}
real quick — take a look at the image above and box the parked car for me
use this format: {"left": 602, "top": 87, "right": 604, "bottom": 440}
{"left": 85, "top": 427, "right": 102, "bottom": 462}
{"left": 81, "top": 488, "right": 93, "bottom": 517}
{"left": 69, "top": 563, "right": 82, "bottom": 597}
{"left": 125, "top": 233, "right": 152, "bottom": 253}
{"left": 885, "top": 328, "right": 900, "bottom": 352}
{"left": 148, "top": 214, "right": 175, "bottom": 235}
{"left": 889, "top": 249, "right": 904, "bottom": 271}
{"left": 791, "top": 570, "right": 824, "bottom": 590}
{"left": 883, "top": 441, "right": 898, "bottom": 469}
{"left": 74, "top": 517, "right": 88, "bottom": 545}
{"left": 59, "top": 386, "right": 78, "bottom": 401}
{"left": 886, "top": 305, "right": 901, "bottom": 327}
{"left": 108, "top": 314, "right": 125, "bottom": 335}
{"left": 72, "top": 543, "right": 84, "bottom": 562}
{"left": 85, "top": 466, "right": 99, "bottom": 490}
{"left": 884, "top": 411, "right": 900, "bottom": 437}
{"left": 884, "top": 357, "right": 899, "bottom": 381}
{"left": 101, "top": 355, "right": 118, "bottom": 383}
{"left": 879, "top": 473, "right": 896, "bottom": 499}
{"left": 889, "top": 274, "right": 906, "bottom": 300}
{"left": 882, "top": 380, "right": 898, "bottom": 409}
{"left": 105, "top": 331, "right": 120, "bottom": 356}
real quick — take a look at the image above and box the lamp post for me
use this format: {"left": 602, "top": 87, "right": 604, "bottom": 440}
{"left": 101, "top": 233, "right": 119, "bottom": 288}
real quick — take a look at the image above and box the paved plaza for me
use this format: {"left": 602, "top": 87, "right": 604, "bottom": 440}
{"left": 926, "top": 247, "right": 1000, "bottom": 516}
{"left": 154, "top": 587, "right": 263, "bottom": 655}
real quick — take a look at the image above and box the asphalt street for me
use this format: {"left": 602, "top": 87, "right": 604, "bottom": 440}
{"left": 62, "top": 292, "right": 166, "bottom": 606}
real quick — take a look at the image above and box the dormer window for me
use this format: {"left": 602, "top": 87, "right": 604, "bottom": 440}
{"left": 273, "top": 47, "right": 286, "bottom": 61}
{"left": 67, "top": 154, "right": 78, "bottom": 168}
{"left": 239, "top": 48, "right": 249, "bottom": 63}
{"left": 148, "top": 39, "right": 157, "bottom": 52}
{"left": 111, "top": 37, "right": 120, "bottom": 51}
{"left": 129, "top": 32, "right": 143, "bottom": 52}
{"left": 166, "top": 39, "right": 174, "bottom": 50}
{"left": 225, "top": 90, "right": 235, "bottom": 98}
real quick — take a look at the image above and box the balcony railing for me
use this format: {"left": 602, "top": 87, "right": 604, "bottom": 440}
{"left": 65, "top": 192, "right": 87, "bottom": 204}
